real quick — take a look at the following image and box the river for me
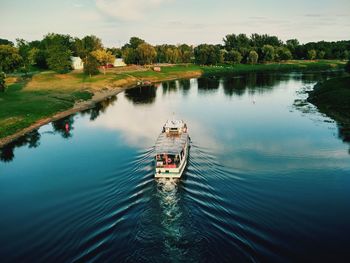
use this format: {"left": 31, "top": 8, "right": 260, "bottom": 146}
{"left": 0, "top": 71, "right": 349, "bottom": 263}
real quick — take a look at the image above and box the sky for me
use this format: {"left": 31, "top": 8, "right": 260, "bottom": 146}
{"left": 0, "top": 0, "right": 349, "bottom": 47}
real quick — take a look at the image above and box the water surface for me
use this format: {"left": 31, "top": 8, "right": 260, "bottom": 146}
{"left": 1, "top": 71, "right": 350, "bottom": 263}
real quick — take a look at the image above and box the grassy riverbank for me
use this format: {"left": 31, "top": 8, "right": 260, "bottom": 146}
{"left": 0, "top": 60, "right": 345, "bottom": 144}
{"left": 308, "top": 76, "right": 350, "bottom": 121}
{"left": 308, "top": 75, "right": 350, "bottom": 147}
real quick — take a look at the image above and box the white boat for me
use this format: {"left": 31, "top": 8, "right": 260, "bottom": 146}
{"left": 155, "top": 119, "right": 190, "bottom": 178}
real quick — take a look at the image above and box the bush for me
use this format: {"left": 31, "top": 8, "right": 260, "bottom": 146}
{"left": 0, "top": 72, "right": 6, "bottom": 92}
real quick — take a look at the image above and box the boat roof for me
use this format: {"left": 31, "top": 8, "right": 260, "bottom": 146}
{"left": 155, "top": 132, "right": 188, "bottom": 155}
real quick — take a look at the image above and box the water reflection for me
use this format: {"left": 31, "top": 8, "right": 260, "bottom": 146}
{"left": 52, "top": 116, "right": 75, "bottom": 139}
{"left": 81, "top": 96, "right": 118, "bottom": 121}
{"left": 178, "top": 79, "right": 191, "bottom": 96}
{"left": 197, "top": 77, "right": 220, "bottom": 94}
{"left": 0, "top": 130, "right": 40, "bottom": 162}
{"left": 162, "top": 81, "right": 178, "bottom": 95}
{"left": 125, "top": 86, "right": 157, "bottom": 105}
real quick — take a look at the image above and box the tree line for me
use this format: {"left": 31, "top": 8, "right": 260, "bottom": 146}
{"left": 1, "top": 33, "right": 350, "bottom": 91}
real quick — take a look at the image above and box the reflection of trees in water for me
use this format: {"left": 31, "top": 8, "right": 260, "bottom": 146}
{"left": 336, "top": 123, "right": 350, "bottom": 155}
{"left": 222, "top": 73, "right": 293, "bottom": 97}
{"left": 52, "top": 115, "right": 75, "bottom": 139}
{"left": 0, "top": 130, "right": 41, "bottom": 163}
{"left": 178, "top": 79, "right": 191, "bottom": 96}
{"left": 162, "top": 81, "right": 178, "bottom": 94}
{"left": 125, "top": 85, "right": 157, "bottom": 105}
{"left": 82, "top": 96, "right": 118, "bottom": 121}
{"left": 197, "top": 77, "right": 220, "bottom": 94}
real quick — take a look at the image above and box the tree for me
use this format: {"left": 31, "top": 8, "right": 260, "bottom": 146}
{"left": 83, "top": 55, "right": 99, "bottom": 77}
{"left": 345, "top": 60, "right": 350, "bottom": 74}
{"left": 107, "top": 47, "right": 122, "bottom": 57}
{"left": 307, "top": 49, "right": 317, "bottom": 60}
{"left": 223, "top": 34, "right": 250, "bottom": 51}
{"left": 318, "top": 50, "right": 326, "bottom": 59}
{"left": 129, "top": 37, "right": 145, "bottom": 49}
{"left": 74, "top": 35, "right": 103, "bottom": 59}
{"left": 0, "top": 72, "right": 6, "bottom": 92}
{"left": 286, "top": 39, "right": 300, "bottom": 56}
{"left": 42, "top": 33, "right": 74, "bottom": 52}
{"left": 178, "top": 44, "right": 193, "bottom": 63}
{"left": 46, "top": 46, "right": 72, "bottom": 73}
{"left": 250, "top": 34, "right": 282, "bottom": 48}
{"left": 225, "top": 50, "right": 242, "bottom": 64}
{"left": 0, "top": 38, "right": 14, "bottom": 46}
{"left": 32, "top": 49, "right": 48, "bottom": 69}
{"left": 276, "top": 47, "right": 292, "bottom": 61}
{"left": 91, "top": 49, "right": 115, "bottom": 74}
{"left": 136, "top": 43, "right": 157, "bottom": 65}
{"left": 247, "top": 50, "right": 258, "bottom": 64}
{"left": 0, "top": 45, "right": 22, "bottom": 73}
{"left": 262, "top": 45, "right": 275, "bottom": 62}
{"left": 16, "top": 39, "right": 32, "bottom": 74}
{"left": 194, "top": 44, "right": 222, "bottom": 65}
{"left": 165, "top": 47, "right": 180, "bottom": 63}
{"left": 122, "top": 47, "right": 138, "bottom": 64}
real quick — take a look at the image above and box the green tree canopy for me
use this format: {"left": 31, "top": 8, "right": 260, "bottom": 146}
{"left": 74, "top": 35, "right": 103, "bottom": 59}
{"left": 223, "top": 34, "right": 250, "bottom": 51}
{"left": 178, "top": 44, "right": 193, "bottom": 63}
{"left": 0, "top": 38, "right": 14, "bottom": 46}
{"left": 276, "top": 47, "right": 292, "bottom": 61}
{"left": 122, "top": 47, "right": 138, "bottom": 64}
{"left": 136, "top": 43, "right": 157, "bottom": 65}
{"left": 307, "top": 49, "right": 317, "bottom": 60}
{"left": 46, "top": 46, "right": 72, "bottom": 73}
{"left": 225, "top": 50, "right": 242, "bottom": 64}
{"left": 83, "top": 55, "right": 99, "bottom": 76}
{"left": 128, "top": 37, "right": 145, "bottom": 49}
{"left": 194, "top": 44, "right": 223, "bottom": 65}
{"left": 247, "top": 50, "right": 259, "bottom": 64}
{"left": 16, "top": 39, "right": 32, "bottom": 73}
{"left": 0, "top": 72, "right": 6, "bottom": 92}
{"left": 0, "top": 45, "right": 22, "bottom": 73}
{"left": 107, "top": 47, "right": 122, "bottom": 57}
{"left": 262, "top": 45, "right": 275, "bottom": 62}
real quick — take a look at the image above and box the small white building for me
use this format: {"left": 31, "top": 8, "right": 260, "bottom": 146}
{"left": 71, "top": 57, "right": 84, "bottom": 70}
{"left": 113, "top": 58, "right": 126, "bottom": 67}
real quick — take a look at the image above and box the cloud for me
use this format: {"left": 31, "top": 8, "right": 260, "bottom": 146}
{"left": 95, "top": 0, "right": 167, "bottom": 21}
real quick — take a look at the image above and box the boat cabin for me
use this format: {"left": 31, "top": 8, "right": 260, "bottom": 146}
{"left": 163, "top": 119, "right": 187, "bottom": 135}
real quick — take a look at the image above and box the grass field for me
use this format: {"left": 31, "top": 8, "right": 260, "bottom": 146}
{"left": 0, "top": 60, "right": 346, "bottom": 141}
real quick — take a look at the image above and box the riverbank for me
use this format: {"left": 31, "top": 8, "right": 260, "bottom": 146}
{"left": 0, "top": 60, "right": 345, "bottom": 147}
{"left": 308, "top": 75, "right": 350, "bottom": 146}
{"left": 308, "top": 75, "right": 350, "bottom": 124}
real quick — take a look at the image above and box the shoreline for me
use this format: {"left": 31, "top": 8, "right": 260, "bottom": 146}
{"left": 0, "top": 61, "right": 345, "bottom": 148}
{"left": 0, "top": 71, "right": 201, "bottom": 148}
